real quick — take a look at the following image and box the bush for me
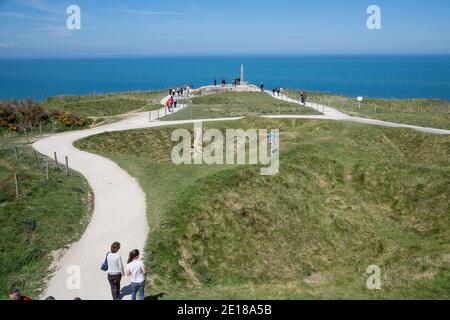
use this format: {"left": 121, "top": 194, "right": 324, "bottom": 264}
{"left": 56, "top": 111, "right": 89, "bottom": 127}
{"left": 0, "top": 99, "right": 89, "bottom": 132}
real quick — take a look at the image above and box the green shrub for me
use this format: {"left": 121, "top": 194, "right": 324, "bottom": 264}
{"left": 0, "top": 99, "right": 89, "bottom": 132}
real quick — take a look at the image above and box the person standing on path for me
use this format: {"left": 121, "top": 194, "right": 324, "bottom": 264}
{"left": 301, "top": 91, "right": 308, "bottom": 105}
{"left": 106, "top": 242, "right": 125, "bottom": 300}
{"left": 126, "top": 249, "right": 146, "bottom": 301}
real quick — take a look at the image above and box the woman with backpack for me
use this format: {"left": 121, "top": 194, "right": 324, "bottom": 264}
{"left": 102, "top": 242, "right": 125, "bottom": 300}
{"left": 126, "top": 249, "right": 146, "bottom": 300}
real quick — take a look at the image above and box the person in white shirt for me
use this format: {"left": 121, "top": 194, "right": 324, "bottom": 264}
{"left": 106, "top": 242, "right": 125, "bottom": 300}
{"left": 126, "top": 249, "right": 146, "bottom": 300}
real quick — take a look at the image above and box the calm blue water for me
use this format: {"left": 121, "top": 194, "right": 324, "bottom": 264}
{"left": 1, "top": 56, "right": 450, "bottom": 101}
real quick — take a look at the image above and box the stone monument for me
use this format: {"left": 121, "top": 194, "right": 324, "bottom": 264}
{"left": 240, "top": 64, "right": 247, "bottom": 84}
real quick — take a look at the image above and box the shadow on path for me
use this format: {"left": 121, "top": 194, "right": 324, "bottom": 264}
{"left": 144, "top": 293, "right": 165, "bottom": 301}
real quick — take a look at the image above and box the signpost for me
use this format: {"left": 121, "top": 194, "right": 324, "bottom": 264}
{"left": 357, "top": 96, "right": 363, "bottom": 110}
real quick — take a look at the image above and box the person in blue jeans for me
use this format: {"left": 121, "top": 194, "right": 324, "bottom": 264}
{"left": 126, "top": 249, "right": 146, "bottom": 300}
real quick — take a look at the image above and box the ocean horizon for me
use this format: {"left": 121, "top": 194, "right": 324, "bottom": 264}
{"left": 1, "top": 55, "right": 450, "bottom": 101}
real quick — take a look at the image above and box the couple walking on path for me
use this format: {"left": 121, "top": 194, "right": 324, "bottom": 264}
{"left": 102, "top": 242, "right": 146, "bottom": 300}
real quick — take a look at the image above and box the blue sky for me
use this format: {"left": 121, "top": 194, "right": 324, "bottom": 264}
{"left": 0, "top": 0, "right": 450, "bottom": 57}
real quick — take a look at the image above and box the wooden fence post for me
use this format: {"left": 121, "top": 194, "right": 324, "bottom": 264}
{"left": 45, "top": 162, "right": 50, "bottom": 180}
{"left": 33, "top": 150, "right": 38, "bottom": 166}
{"left": 24, "top": 128, "right": 30, "bottom": 143}
{"left": 14, "top": 146, "right": 19, "bottom": 160}
{"left": 15, "top": 173, "right": 19, "bottom": 200}
{"left": 65, "top": 156, "right": 69, "bottom": 176}
{"left": 54, "top": 152, "right": 59, "bottom": 169}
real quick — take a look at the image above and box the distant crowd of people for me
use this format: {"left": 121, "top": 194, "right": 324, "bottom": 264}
{"left": 166, "top": 85, "right": 192, "bottom": 112}
{"left": 169, "top": 85, "right": 191, "bottom": 98}
{"left": 272, "top": 87, "right": 284, "bottom": 97}
{"left": 213, "top": 77, "right": 244, "bottom": 87}
{"left": 212, "top": 79, "right": 265, "bottom": 92}
{"left": 213, "top": 79, "right": 236, "bottom": 87}
{"left": 271, "top": 87, "right": 308, "bottom": 105}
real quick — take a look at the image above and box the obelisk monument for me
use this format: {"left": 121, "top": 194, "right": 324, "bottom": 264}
{"left": 240, "top": 64, "right": 245, "bottom": 84}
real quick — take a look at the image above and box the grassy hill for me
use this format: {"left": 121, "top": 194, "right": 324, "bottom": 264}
{"left": 287, "top": 91, "right": 450, "bottom": 130}
{"left": 77, "top": 117, "right": 450, "bottom": 300}
{"left": 43, "top": 90, "right": 165, "bottom": 118}
{"left": 0, "top": 144, "right": 93, "bottom": 299}
{"left": 161, "top": 92, "right": 321, "bottom": 121}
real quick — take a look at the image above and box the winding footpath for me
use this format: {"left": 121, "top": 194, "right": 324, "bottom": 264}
{"left": 33, "top": 97, "right": 236, "bottom": 300}
{"left": 267, "top": 91, "right": 450, "bottom": 135}
{"left": 33, "top": 90, "right": 449, "bottom": 300}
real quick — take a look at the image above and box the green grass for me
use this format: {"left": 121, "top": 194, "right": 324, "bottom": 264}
{"left": 161, "top": 92, "right": 321, "bottom": 121}
{"left": 0, "top": 143, "right": 93, "bottom": 300}
{"left": 287, "top": 91, "right": 450, "bottom": 130}
{"left": 43, "top": 91, "right": 165, "bottom": 118}
{"left": 77, "top": 117, "right": 450, "bottom": 300}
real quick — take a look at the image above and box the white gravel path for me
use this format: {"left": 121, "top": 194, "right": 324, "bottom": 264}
{"left": 266, "top": 91, "right": 450, "bottom": 135}
{"left": 33, "top": 97, "right": 237, "bottom": 300}
{"left": 33, "top": 90, "right": 448, "bottom": 300}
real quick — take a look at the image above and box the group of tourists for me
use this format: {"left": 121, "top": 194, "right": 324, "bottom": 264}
{"left": 271, "top": 87, "right": 308, "bottom": 104}
{"left": 166, "top": 86, "right": 191, "bottom": 112}
{"left": 232, "top": 77, "right": 241, "bottom": 86}
{"left": 101, "top": 242, "right": 146, "bottom": 301}
{"left": 166, "top": 95, "right": 178, "bottom": 112}
{"left": 213, "top": 79, "right": 232, "bottom": 87}
{"left": 169, "top": 86, "right": 191, "bottom": 98}
{"left": 272, "top": 87, "right": 284, "bottom": 97}
{"left": 213, "top": 78, "right": 243, "bottom": 87}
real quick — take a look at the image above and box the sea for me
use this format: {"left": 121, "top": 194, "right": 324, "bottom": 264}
{"left": 1, "top": 55, "right": 450, "bottom": 101}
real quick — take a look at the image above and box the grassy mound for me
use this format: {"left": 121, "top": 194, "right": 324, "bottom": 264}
{"left": 43, "top": 91, "right": 165, "bottom": 118}
{"left": 161, "top": 92, "right": 321, "bottom": 121}
{"left": 0, "top": 145, "right": 93, "bottom": 299}
{"left": 77, "top": 118, "right": 449, "bottom": 299}
{"left": 287, "top": 91, "right": 450, "bottom": 130}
